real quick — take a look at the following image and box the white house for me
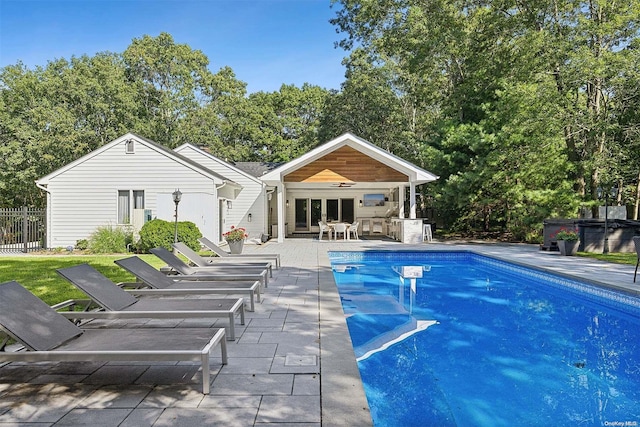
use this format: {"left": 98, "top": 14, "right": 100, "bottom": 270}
{"left": 36, "top": 133, "right": 241, "bottom": 248}
{"left": 36, "top": 132, "right": 438, "bottom": 248}
{"left": 174, "top": 143, "right": 269, "bottom": 240}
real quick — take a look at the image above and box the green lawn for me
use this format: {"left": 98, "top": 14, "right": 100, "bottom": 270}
{"left": 0, "top": 254, "right": 166, "bottom": 306}
{"left": 578, "top": 252, "right": 638, "bottom": 266}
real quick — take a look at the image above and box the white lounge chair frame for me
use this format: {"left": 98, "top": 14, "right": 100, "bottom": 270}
{"left": 172, "top": 242, "right": 273, "bottom": 277}
{"left": 150, "top": 247, "right": 269, "bottom": 288}
{"left": 0, "top": 281, "right": 227, "bottom": 394}
{"left": 198, "top": 237, "right": 281, "bottom": 268}
{"left": 115, "top": 256, "right": 261, "bottom": 311}
{"left": 56, "top": 264, "right": 245, "bottom": 340}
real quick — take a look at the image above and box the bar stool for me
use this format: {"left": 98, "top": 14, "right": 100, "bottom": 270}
{"left": 423, "top": 223, "right": 433, "bottom": 242}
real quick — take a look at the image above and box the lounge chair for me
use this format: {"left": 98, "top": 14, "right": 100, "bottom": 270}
{"left": 0, "top": 281, "right": 227, "bottom": 394}
{"left": 198, "top": 236, "right": 281, "bottom": 268}
{"left": 115, "top": 256, "right": 261, "bottom": 311}
{"left": 150, "top": 247, "right": 269, "bottom": 288}
{"left": 56, "top": 264, "right": 244, "bottom": 340}
{"left": 634, "top": 236, "right": 640, "bottom": 283}
{"left": 172, "top": 242, "right": 273, "bottom": 277}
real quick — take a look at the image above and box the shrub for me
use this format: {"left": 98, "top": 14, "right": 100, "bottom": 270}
{"left": 87, "top": 225, "right": 132, "bottom": 253}
{"left": 137, "top": 219, "right": 202, "bottom": 253}
{"left": 75, "top": 239, "right": 89, "bottom": 251}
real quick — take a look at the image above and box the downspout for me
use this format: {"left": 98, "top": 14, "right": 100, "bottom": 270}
{"left": 266, "top": 188, "right": 275, "bottom": 239}
{"left": 35, "top": 182, "right": 51, "bottom": 249}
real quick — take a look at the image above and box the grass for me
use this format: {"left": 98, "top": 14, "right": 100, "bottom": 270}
{"left": 0, "top": 254, "right": 165, "bottom": 306}
{"left": 578, "top": 252, "right": 638, "bottom": 266}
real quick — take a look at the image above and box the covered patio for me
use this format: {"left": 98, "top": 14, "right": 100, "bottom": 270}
{"left": 260, "top": 133, "right": 438, "bottom": 242}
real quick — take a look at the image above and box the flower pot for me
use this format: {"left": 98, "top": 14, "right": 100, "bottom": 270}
{"left": 227, "top": 239, "right": 244, "bottom": 254}
{"left": 558, "top": 240, "right": 579, "bottom": 256}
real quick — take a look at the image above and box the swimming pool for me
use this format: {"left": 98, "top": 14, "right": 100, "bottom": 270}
{"left": 329, "top": 251, "right": 640, "bottom": 427}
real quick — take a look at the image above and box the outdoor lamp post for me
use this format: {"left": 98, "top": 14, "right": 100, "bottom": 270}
{"left": 597, "top": 186, "right": 617, "bottom": 254}
{"left": 172, "top": 189, "right": 182, "bottom": 249}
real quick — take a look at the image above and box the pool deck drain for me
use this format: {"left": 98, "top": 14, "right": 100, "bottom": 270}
{"left": 285, "top": 354, "right": 317, "bottom": 366}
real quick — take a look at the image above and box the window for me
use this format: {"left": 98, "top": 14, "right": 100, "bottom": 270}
{"left": 125, "top": 139, "right": 135, "bottom": 153}
{"left": 118, "top": 190, "right": 144, "bottom": 224}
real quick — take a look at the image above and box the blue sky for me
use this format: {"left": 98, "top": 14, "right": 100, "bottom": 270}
{"left": 0, "top": 0, "right": 348, "bottom": 94}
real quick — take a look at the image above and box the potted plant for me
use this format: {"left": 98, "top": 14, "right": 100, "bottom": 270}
{"left": 553, "top": 228, "right": 579, "bottom": 256}
{"left": 223, "top": 226, "right": 248, "bottom": 254}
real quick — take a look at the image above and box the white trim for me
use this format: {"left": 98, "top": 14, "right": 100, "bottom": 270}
{"left": 260, "top": 132, "right": 438, "bottom": 185}
{"left": 37, "top": 133, "right": 233, "bottom": 186}
{"left": 175, "top": 144, "right": 264, "bottom": 186}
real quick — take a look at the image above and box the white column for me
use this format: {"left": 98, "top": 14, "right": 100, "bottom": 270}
{"left": 277, "top": 184, "right": 285, "bottom": 243}
{"left": 398, "top": 184, "right": 406, "bottom": 218}
{"left": 409, "top": 182, "right": 417, "bottom": 219}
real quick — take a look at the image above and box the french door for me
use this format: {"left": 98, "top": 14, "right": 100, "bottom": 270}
{"left": 295, "top": 198, "right": 353, "bottom": 231}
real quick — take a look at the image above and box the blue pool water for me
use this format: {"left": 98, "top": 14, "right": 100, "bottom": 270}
{"left": 329, "top": 251, "right": 640, "bottom": 427}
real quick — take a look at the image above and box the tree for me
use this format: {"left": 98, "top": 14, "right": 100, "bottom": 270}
{"left": 123, "top": 32, "right": 212, "bottom": 147}
{"left": 330, "top": 0, "right": 640, "bottom": 239}
{"left": 0, "top": 54, "right": 139, "bottom": 207}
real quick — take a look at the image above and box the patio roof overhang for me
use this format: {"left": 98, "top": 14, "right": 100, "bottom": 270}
{"left": 260, "top": 133, "right": 439, "bottom": 242}
{"left": 261, "top": 133, "right": 438, "bottom": 187}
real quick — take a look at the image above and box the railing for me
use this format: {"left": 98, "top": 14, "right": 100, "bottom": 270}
{"left": 0, "top": 207, "right": 46, "bottom": 253}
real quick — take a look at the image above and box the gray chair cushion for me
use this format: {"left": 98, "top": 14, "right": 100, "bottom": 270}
{"left": 57, "top": 264, "right": 138, "bottom": 311}
{"left": 115, "top": 256, "right": 176, "bottom": 289}
{"left": 0, "top": 281, "right": 82, "bottom": 351}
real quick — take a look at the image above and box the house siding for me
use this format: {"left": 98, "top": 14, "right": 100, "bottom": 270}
{"left": 44, "top": 138, "right": 219, "bottom": 248}
{"left": 175, "top": 145, "right": 267, "bottom": 242}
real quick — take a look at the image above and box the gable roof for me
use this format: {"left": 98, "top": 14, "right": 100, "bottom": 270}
{"left": 174, "top": 143, "right": 269, "bottom": 186}
{"left": 260, "top": 132, "right": 438, "bottom": 185}
{"left": 234, "top": 162, "right": 282, "bottom": 178}
{"left": 37, "top": 133, "right": 239, "bottom": 187}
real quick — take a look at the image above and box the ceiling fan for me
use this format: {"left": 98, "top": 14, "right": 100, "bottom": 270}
{"left": 331, "top": 182, "right": 355, "bottom": 188}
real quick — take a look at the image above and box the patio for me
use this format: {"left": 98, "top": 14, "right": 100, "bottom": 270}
{"left": 1, "top": 239, "right": 638, "bottom": 426}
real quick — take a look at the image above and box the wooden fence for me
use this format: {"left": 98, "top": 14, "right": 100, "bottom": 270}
{"left": 0, "top": 207, "right": 46, "bottom": 253}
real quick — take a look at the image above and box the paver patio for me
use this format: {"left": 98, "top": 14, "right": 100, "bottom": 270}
{"left": 1, "top": 238, "right": 638, "bottom": 426}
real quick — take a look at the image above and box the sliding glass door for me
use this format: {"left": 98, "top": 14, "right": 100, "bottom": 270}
{"left": 296, "top": 197, "right": 355, "bottom": 231}
{"left": 295, "top": 199, "right": 308, "bottom": 230}
{"left": 327, "top": 198, "right": 354, "bottom": 223}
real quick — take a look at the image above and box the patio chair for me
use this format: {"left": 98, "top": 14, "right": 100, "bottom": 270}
{"left": 115, "top": 256, "right": 261, "bottom": 311}
{"left": 150, "top": 247, "right": 269, "bottom": 288}
{"left": 318, "top": 221, "right": 331, "bottom": 240}
{"left": 172, "top": 242, "right": 273, "bottom": 277}
{"left": 0, "top": 281, "right": 227, "bottom": 394}
{"left": 350, "top": 221, "right": 359, "bottom": 240}
{"left": 56, "top": 264, "right": 244, "bottom": 340}
{"left": 198, "top": 236, "right": 280, "bottom": 268}
{"left": 634, "top": 236, "right": 640, "bottom": 283}
{"left": 333, "top": 223, "right": 348, "bottom": 240}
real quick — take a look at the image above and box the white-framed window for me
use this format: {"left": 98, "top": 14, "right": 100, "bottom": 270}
{"left": 118, "top": 190, "right": 144, "bottom": 224}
